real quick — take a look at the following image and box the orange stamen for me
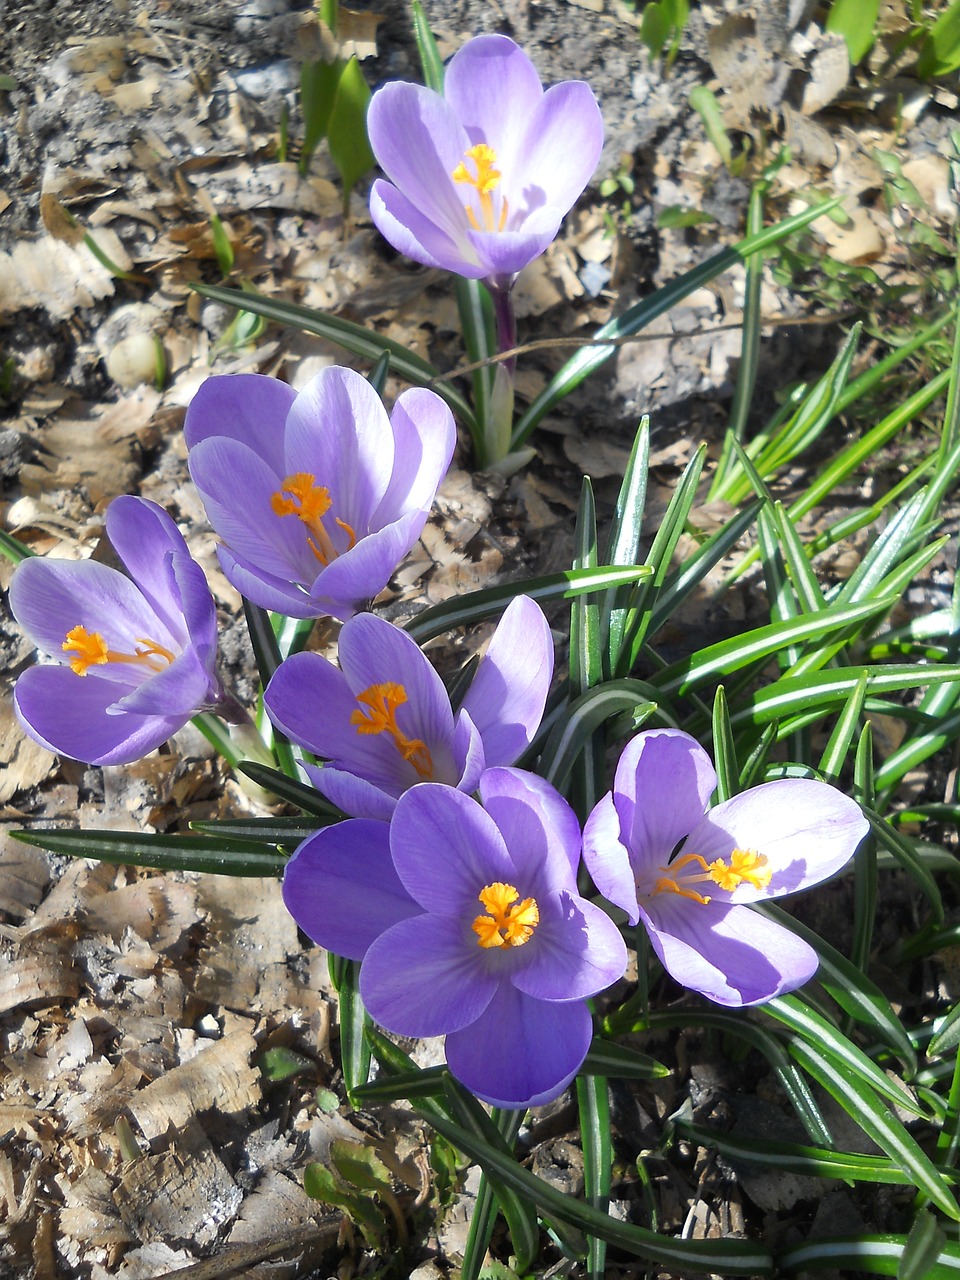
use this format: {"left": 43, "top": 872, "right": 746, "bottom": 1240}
{"left": 271, "top": 472, "right": 356, "bottom": 566}
{"left": 452, "top": 143, "right": 509, "bottom": 233}
{"left": 350, "top": 682, "right": 433, "bottom": 778}
{"left": 651, "top": 845, "right": 772, "bottom": 905}
{"left": 62, "top": 624, "right": 176, "bottom": 677}
{"left": 472, "top": 882, "right": 539, "bottom": 949}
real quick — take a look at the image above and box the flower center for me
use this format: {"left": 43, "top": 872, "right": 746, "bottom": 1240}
{"left": 350, "top": 682, "right": 433, "bottom": 778}
{"left": 271, "top": 472, "right": 357, "bottom": 567}
{"left": 62, "top": 624, "right": 176, "bottom": 677}
{"left": 651, "top": 848, "right": 772, "bottom": 905}
{"left": 472, "top": 882, "right": 539, "bottom": 949}
{"left": 451, "top": 143, "right": 509, "bottom": 233}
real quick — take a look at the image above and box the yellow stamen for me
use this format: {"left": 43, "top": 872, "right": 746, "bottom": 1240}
{"left": 452, "top": 143, "right": 509, "bottom": 233}
{"left": 651, "top": 847, "right": 771, "bottom": 904}
{"left": 350, "top": 682, "right": 433, "bottom": 778}
{"left": 62, "top": 624, "right": 176, "bottom": 677}
{"left": 708, "top": 848, "right": 772, "bottom": 892}
{"left": 271, "top": 472, "right": 357, "bottom": 566}
{"left": 472, "top": 882, "right": 539, "bottom": 949}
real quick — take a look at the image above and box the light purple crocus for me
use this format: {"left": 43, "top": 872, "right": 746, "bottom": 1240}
{"left": 582, "top": 728, "right": 869, "bottom": 1008}
{"left": 184, "top": 366, "right": 456, "bottom": 621}
{"left": 263, "top": 594, "right": 553, "bottom": 821}
{"left": 367, "top": 34, "right": 603, "bottom": 287}
{"left": 8, "top": 497, "right": 222, "bottom": 766}
{"left": 283, "top": 768, "right": 628, "bottom": 1108}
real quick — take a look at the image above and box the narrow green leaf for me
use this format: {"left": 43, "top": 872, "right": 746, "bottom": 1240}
{"left": 602, "top": 417, "right": 649, "bottom": 675}
{"left": 191, "top": 281, "right": 475, "bottom": 430}
{"left": 511, "top": 197, "right": 842, "bottom": 449}
{"left": 403, "top": 565, "right": 650, "bottom": 645}
{"left": 333, "top": 958, "right": 371, "bottom": 1100}
{"left": 675, "top": 1119, "right": 958, "bottom": 1187}
{"left": 827, "top": 0, "right": 879, "bottom": 63}
{"left": 411, "top": 0, "right": 445, "bottom": 91}
{"left": 327, "top": 56, "right": 375, "bottom": 202}
{"left": 765, "top": 995, "right": 922, "bottom": 1114}
{"left": 731, "top": 665, "right": 960, "bottom": 729}
{"left": 917, "top": 0, "right": 960, "bottom": 76}
{"left": 418, "top": 1091, "right": 775, "bottom": 1273}
{"left": 190, "top": 816, "right": 324, "bottom": 846}
{"left": 300, "top": 58, "right": 341, "bottom": 170}
{"left": 581, "top": 1038, "right": 671, "bottom": 1080}
{"left": 818, "top": 672, "right": 867, "bottom": 783}
{"left": 11, "top": 828, "right": 285, "bottom": 878}
{"left": 577, "top": 1073, "right": 611, "bottom": 1280}
{"left": 238, "top": 761, "right": 343, "bottom": 817}
{"left": 0, "top": 528, "right": 34, "bottom": 565}
{"left": 864, "top": 807, "right": 943, "bottom": 922}
{"left": 539, "top": 680, "right": 663, "bottom": 793}
{"left": 711, "top": 688, "right": 738, "bottom": 802}
{"left": 779, "top": 1233, "right": 960, "bottom": 1278}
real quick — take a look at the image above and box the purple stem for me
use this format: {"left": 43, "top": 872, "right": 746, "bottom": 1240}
{"left": 490, "top": 280, "right": 518, "bottom": 377}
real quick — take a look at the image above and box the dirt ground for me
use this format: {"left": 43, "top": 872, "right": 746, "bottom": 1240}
{"left": 1, "top": 0, "right": 959, "bottom": 1276}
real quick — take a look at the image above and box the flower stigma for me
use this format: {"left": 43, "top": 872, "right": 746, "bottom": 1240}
{"left": 651, "top": 848, "right": 772, "bottom": 905}
{"left": 452, "top": 143, "right": 509, "bottom": 233}
{"left": 472, "top": 881, "right": 539, "bottom": 949}
{"left": 350, "top": 682, "right": 433, "bottom": 778}
{"left": 62, "top": 624, "right": 176, "bottom": 677}
{"left": 271, "top": 472, "right": 357, "bottom": 566}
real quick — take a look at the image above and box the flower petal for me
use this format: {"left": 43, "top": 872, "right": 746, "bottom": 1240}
{"left": 369, "top": 180, "right": 483, "bottom": 276}
{"left": 283, "top": 367, "right": 392, "bottom": 532}
{"left": 512, "top": 891, "right": 627, "bottom": 1002}
{"left": 453, "top": 707, "right": 486, "bottom": 795}
{"left": 361, "top": 913, "right": 497, "bottom": 1038}
{"left": 478, "top": 767, "right": 580, "bottom": 893}
{"left": 107, "top": 647, "right": 212, "bottom": 718}
{"left": 512, "top": 81, "right": 604, "bottom": 216}
{"left": 465, "top": 217, "right": 563, "bottom": 278}
{"left": 307, "top": 510, "right": 428, "bottom": 618}
{"left": 641, "top": 896, "right": 819, "bottom": 1007}
{"left": 612, "top": 729, "right": 717, "bottom": 879}
{"left": 282, "top": 821, "right": 419, "bottom": 960}
{"left": 265, "top": 652, "right": 360, "bottom": 760}
{"left": 337, "top": 614, "right": 457, "bottom": 779}
{"left": 10, "top": 557, "right": 176, "bottom": 674}
{"left": 367, "top": 83, "right": 473, "bottom": 243}
{"left": 188, "top": 437, "right": 313, "bottom": 584}
{"left": 459, "top": 595, "right": 553, "bottom": 768}
{"left": 686, "top": 778, "right": 868, "bottom": 902}
{"left": 443, "top": 35, "right": 544, "bottom": 173}
{"left": 390, "top": 783, "right": 514, "bottom": 914}
{"left": 372, "top": 388, "right": 457, "bottom": 527}
{"left": 582, "top": 791, "right": 641, "bottom": 925}
{"left": 105, "top": 498, "right": 192, "bottom": 644}
{"left": 183, "top": 373, "right": 296, "bottom": 475}
{"left": 14, "top": 666, "right": 185, "bottom": 765}
{"left": 445, "top": 984, "right": 592, "bottom": 1109}
{"left": 215, "top": 545, "right": 318, "bottom": 618}
{"left": 303, "top": 764, "right": 399, "bottom": 822}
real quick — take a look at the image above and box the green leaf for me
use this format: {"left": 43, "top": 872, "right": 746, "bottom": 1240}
{"left": 238, "top": 761, "right": 343, "bottom": 818}
{"left": 403, "top": 565, "right": 651, "bottom": 645}
{"left": 190, "top": 281, "right": 475, "bottom": 430}
{"left": 863, "top": 807, "right": 943, "bottom": 923}
{"left": 674, "top": 1119, "right": 959, "bottom": 1188}
{"left": 581, "top": 1037, "right": 671, "bottom": 1080}
{"left": 603, "top": 417, "right": 650, "bottom": 675}
{"left": 11, "top": 827, "right": 285, "bottom": 878}
{"left": 779, "top": 1233, "right": 960, "bottom": 1278}
{"left": 190, "top": 815, "right": 324, "bottom": 846}
{"left": 411, "top": 0, "right": 445, "bottom": 91}
{"left": 327, "top": 56, "right": 375, "bottom": 202}
{"left": 0, "top": 527, "right": 34, "bottom": 565}
{"left": 689, "top": 85, "right": 733, "bottom": 169}
{"left": 300, "top": 58, "right": 342, "bottom": 173}
{"left": 539, "top": 680, "right": 663, "bottom": 793}
{"left": 900, "top": 1210, "right": 949, "bottom": 1280}
{"left": 511, "top": 197, "right": 841, "bottom": 450}
{"left": 577, "top": 1073, "right": 611, "bottom": 1280}
{"left": 258, "top": 1046, "right": 316, "bottom": 1081}
{"left": 917, "top": 0, "right": 960, "bottom": 76}
{"left": 332, "top": 959, "right": 371, "bottom": 1100}
{"left": 731, "top": 665, "right": 960, "bottom": 729}
{"left": 331, "top": 1139, "right": 393, "bottom": 1195}
{"left": 417, "top": 1088, "right": 775, "bottom": 1274}
{"left": 826, "top": 0, "right": 879, "bottom": 63}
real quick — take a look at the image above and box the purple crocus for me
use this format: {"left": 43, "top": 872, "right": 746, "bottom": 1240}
{"left": 283, "top": 768, "right": 628, "bottom": 1108}
{"left": 582, "top": 728, "right": 869, "bottom": 1007}
{"left": 367, "top": 34, "right": 603, "bottom": 286}
{"left": 184, "top": 366, "right": 456, "bottom": 621}
{"left": 8, "top": 497, "right": 222, "bottom": 766}
{"left": 263, "top": 594, "right": 553, "bottom": 820}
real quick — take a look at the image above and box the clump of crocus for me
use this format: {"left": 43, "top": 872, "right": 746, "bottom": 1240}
{"left": 9, "top": 497, "right": 222, "bottom": 766}
{"left": 582, "top": 728, "right": 869, "bottom": 1007}
{"left": 282, "top": 768, "right": 628, "bottom": 1108}
{"left": 367, "top": 34, "right": 603, "bottom": 289}
{"left": 264, "top": 594, "right": 553, "bottom": 820}
{"left": 185, "top": 367, "right": 456, "bottom": 620}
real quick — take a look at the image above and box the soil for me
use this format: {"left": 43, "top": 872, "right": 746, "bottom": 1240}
{"left": 1, "top": 0, "right": 958, "bottom": 1277}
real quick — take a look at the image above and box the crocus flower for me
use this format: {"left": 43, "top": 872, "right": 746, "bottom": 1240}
{"left": 264, "top": 594, "right": 553, "bottom": 820}
{"left": 367, "top": 34, "right": 603, "bottom": 286}
{"left": 283, "top": 768, "right": 628, "bottom": 1108}
{"left": 184, "top": 366, "right": 456, "bottom": 621}
{"left": 582, "top": 728, "right": 869, "bottom": 1007}
{"left": 8, "top": 497, "right": 222, "bottom": 766}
